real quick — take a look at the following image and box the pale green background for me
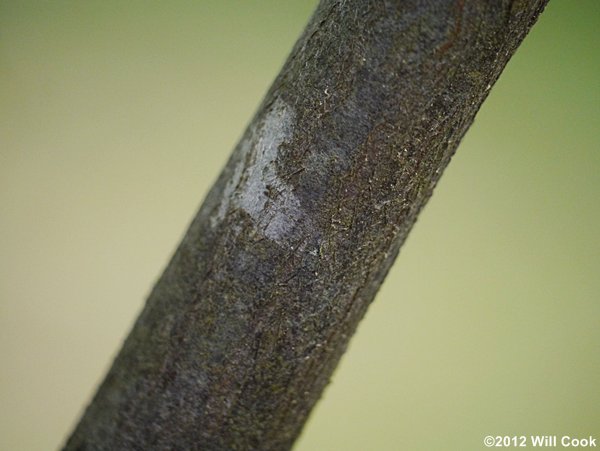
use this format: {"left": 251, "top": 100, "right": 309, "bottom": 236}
{"left": 1, "top": 2, "right": 598, "bottom": 450}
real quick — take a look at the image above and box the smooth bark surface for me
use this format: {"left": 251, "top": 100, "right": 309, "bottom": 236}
{"left": 66, "top": 1, "right": 548, "bottom": 449}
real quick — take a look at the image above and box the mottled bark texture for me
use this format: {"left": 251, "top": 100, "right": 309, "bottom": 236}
{"left": 65, "top": 1, "right": 548, "bottom": 449}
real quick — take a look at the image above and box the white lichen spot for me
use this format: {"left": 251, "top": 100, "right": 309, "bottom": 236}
{"left": 213, "top": 98, "right": 303, "bottom": 244}
{"left": 238, "top": 99, "right": 301, "bottom": 243}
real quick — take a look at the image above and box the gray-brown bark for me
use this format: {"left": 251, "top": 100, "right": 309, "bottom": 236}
{"left": 65, "top": 1, "right": 548, "bottom": 450}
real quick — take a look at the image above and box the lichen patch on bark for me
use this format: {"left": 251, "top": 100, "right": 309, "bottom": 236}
{"left": 211, "top": 99, "right": 303, "bottom": 245}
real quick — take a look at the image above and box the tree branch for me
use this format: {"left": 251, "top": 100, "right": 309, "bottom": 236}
{"left": 65, "top": 1, "right": 549, "bottom": 449}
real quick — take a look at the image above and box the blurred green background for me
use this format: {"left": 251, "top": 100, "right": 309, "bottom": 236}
{"left": 1, "top": 1, "right": 598, "bottom": 450}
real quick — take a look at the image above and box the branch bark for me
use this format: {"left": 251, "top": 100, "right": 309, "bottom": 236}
{"left": 65, "top": 1, "right": 548, "bottom": 449}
